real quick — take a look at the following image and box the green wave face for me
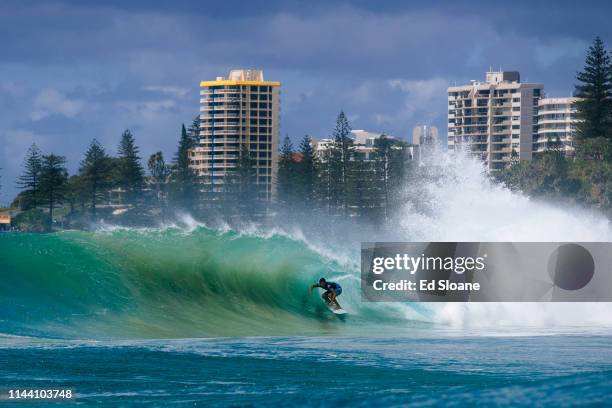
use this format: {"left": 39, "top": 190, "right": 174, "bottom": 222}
{"left": 0, "top": 228, "right": 424, "bottom": 339}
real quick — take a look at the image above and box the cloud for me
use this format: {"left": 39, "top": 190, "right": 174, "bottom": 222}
{"left": 388, "top": 78, "right": 449, "bottom": 99}
{"left": 0, "top": 0, "right": 609, "bottom": 203}
{"left": 116, "top": 99, "right": 178, "bottom": 121}
{"left": 383, "top": 77, "right": 449, "bottom": 127}
{"left": 1, "top": 129, "right": 46, "bottom": 171}
{"left": 534, "top": 38, "right": 587, "bottom": 69}
{"left": 143, "top": 85, "right": 190, "bottom": 98}
{"left": 30, "top": 88, "right": 84, "bottom": 121}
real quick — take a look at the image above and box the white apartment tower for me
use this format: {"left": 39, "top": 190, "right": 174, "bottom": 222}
{"left": 193, "top": 69, "right": 280, "bottom": 200}
{"left": 448, "top": 71, "right": 543, "bottom": 170}
{"left": 534, "top": 97, "right": 579, "bottom": 155}
{"left": 412, "top": 125, "right": 439, "bottom": 146}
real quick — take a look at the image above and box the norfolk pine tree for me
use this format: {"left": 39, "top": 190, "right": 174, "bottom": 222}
{"left": 116, "top": 130, "right": 145, "bottom": 206}
{"left": 17, "top": 143, "right": 43, "bottom": 210}
{"left": 170, "top": 124, "right": 199, "bottom": 212}
{"left": 574, "top": 37, "right": 612, "bottom": 159}
{"left": 277, "top": 135, "right": 296, "bottom": 206}
{"left": 39, "top": 154, "right": 68, "bottom": 229}
{"left": 79, "top": 139, "right": 113, "bottom": 219}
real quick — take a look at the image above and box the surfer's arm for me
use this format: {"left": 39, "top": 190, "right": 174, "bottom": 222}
{"left": 309, "top": 284, "right": 320, "bottom": 294}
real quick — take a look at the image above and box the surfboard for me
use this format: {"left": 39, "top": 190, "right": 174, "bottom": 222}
{"left": 318, "top": 288, "right": 348, "bottom": 315}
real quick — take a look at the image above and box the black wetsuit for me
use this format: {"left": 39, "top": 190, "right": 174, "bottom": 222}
{"left": 316, "top": 282, "right": 342, "bottom": 296}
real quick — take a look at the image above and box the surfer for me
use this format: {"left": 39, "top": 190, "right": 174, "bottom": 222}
{"left": 310, "top": 278, "right": 342, "bottom": 309}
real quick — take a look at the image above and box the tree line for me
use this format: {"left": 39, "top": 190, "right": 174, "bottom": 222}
{"left": 276, "top": 111, "right": 414, "bottom": 226}
{"left": 9, "top": 109, "right": 416, "bottom": 231}
{"left": 11, "top": 119, "right": 201, "bottom": 231}
{"left": 497, "top": 37, "right": 612, "bottom": 215}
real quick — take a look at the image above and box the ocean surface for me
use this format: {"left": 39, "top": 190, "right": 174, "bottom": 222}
{"left": 2, "top": 228, "right": 612, "bottom": 407}
{"left": 2, "top": 333, "right": 612, "bottom": 407}
{"left": 2, "top": 153, "right": 612, "bottom": 406}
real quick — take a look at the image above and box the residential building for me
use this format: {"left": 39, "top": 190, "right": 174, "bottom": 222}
{"left": 312, "top": 137, "right": 334, "bottom": 156}
{"left": 192, "top": 69, "right": 280, "bottom": 200}
{"left": 448, "top": 71, "right": 543, "bottom": 171}
{"left": 0, "top": 213, "right": 10, "bottom": 231}
{"left": 412, "top": 125, "right": 439, "bottom": 146}
{"left": 534, "top": 97, "right": 579, "bottom": 155}
{"left": 312, "top": 130, "right": 418, "bottom": 161}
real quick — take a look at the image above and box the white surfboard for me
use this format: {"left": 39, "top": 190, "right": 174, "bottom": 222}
{"left": 318, "top": 288, "right": 348, "bottom": 315}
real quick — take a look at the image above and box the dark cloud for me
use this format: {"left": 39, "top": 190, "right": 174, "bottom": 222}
{"left": 0, "top": 0, "right": 611, "bottom": 202}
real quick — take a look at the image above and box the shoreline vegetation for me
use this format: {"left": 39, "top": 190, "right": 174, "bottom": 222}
{"left": 2, "top": 38, "right": 612, "bottom": 233}
{"left": 1, "top": 112, "right": 418, "bottom": 233}
{"left": 495, "top": 38, "right": 612, "bottom": 214}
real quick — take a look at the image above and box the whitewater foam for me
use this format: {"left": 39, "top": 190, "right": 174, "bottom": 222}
{"left": 397, "top": 149, "right": 612, "bottom": 329}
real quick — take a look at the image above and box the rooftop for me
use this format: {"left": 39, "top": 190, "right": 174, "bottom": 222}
{"left": 200, "top": 69, "right": 280, "bottom": 87}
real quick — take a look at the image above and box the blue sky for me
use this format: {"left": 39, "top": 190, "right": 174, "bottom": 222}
{"left": 0, "top": 0, "right": 610, "bottom": 203}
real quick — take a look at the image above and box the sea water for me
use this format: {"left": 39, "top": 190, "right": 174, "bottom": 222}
{"left": 2, "top": 151, "right": 612, "bottom": 406}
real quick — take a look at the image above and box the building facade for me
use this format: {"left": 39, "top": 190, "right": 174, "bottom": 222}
{"left": 193, "top": 69, "right": 280, "bottom": 200}
{"left": 412, "top": 125, "right": 439, "bottom": 147}
{"left": 448, "top": 71, "right": 543, "bottom": 171}
{"left": 312, "top": 130, "right": 418, "bottom": 161}
{"left": 0, "top": 213, "right": 10, "bottom": 231}
{"left": 534, "top": 97, "right": 579, "bottom": 155}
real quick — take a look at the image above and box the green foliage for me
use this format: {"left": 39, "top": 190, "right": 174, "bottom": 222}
{"left": 575, "top": 137, "right": 612, "bottom": 161}
{"left": 497, "top": 37, "right": 612, "bottom": 216}
{"left": 17, "top": 143, "right": 43, "bottom": 210}
{"left": 374, "top": 136, "right": 410, "bottom": 223}
{"left": 222, "top": 145, "right": 261, "bottom": 217}
{"left": 574, "top": 37, "right": 612, "bottom": 156}
{"left": 64, "top": 175, "right": 88, "bottom": 218}
{"left": 116, "top": 129, "right": 145, "bottom": 205}
{"left": 39, "top": 154, "right": 69, "bottom": 229}
{"left": 569, "top": 158, "right": 612, "bottom": 210}
{"left": 188, "top": 115, "right": 201, "bottom": 145}
{"left": 12, "top": 208, "right": 47, "bottom": 233}
{"left": 148, "top": 151, "right": 170, "bottom": 184}
{"left": 170, "top": 124, "right": 199, "bottom": 211}
{"left": 313, "top": 112, "right": 355, "bottom": 216}
{"left": 275, "top": 117, "right": 414, "bottom": 225}
{"left": 147, "top": 151, "right": 170, "bottom": 218}
{"left": 332, "top": 111, "right": 353, "bottom": 213}
{"left": 79, "top": 139, "right": 113, "bottom": 219}
{"left": 346, "top": 151, "right": 380, "bottom": 220}
{"left": 294, "top": 135, "right": 317, "bottom": 207}
{"left": 498, "top": 151, "right": 580, "bottom": 198}
{"left": 277, "top": 135, "right": 297, "bottom": 206}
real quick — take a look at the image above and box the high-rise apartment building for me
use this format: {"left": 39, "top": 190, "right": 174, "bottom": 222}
{"left": 192, "top": 69, "right": 280, "bottom": 200}
{"left": 412, "top": 125, "right": 439, "bottom": 146}
{"left": 534, "top": 97, "right": 579, "bottom": 155}
{"left": 312, "top": 130, "right": 419, "bottom": 161}
{"left": 448, "top": 71, "right": 543, "bottom": 170}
